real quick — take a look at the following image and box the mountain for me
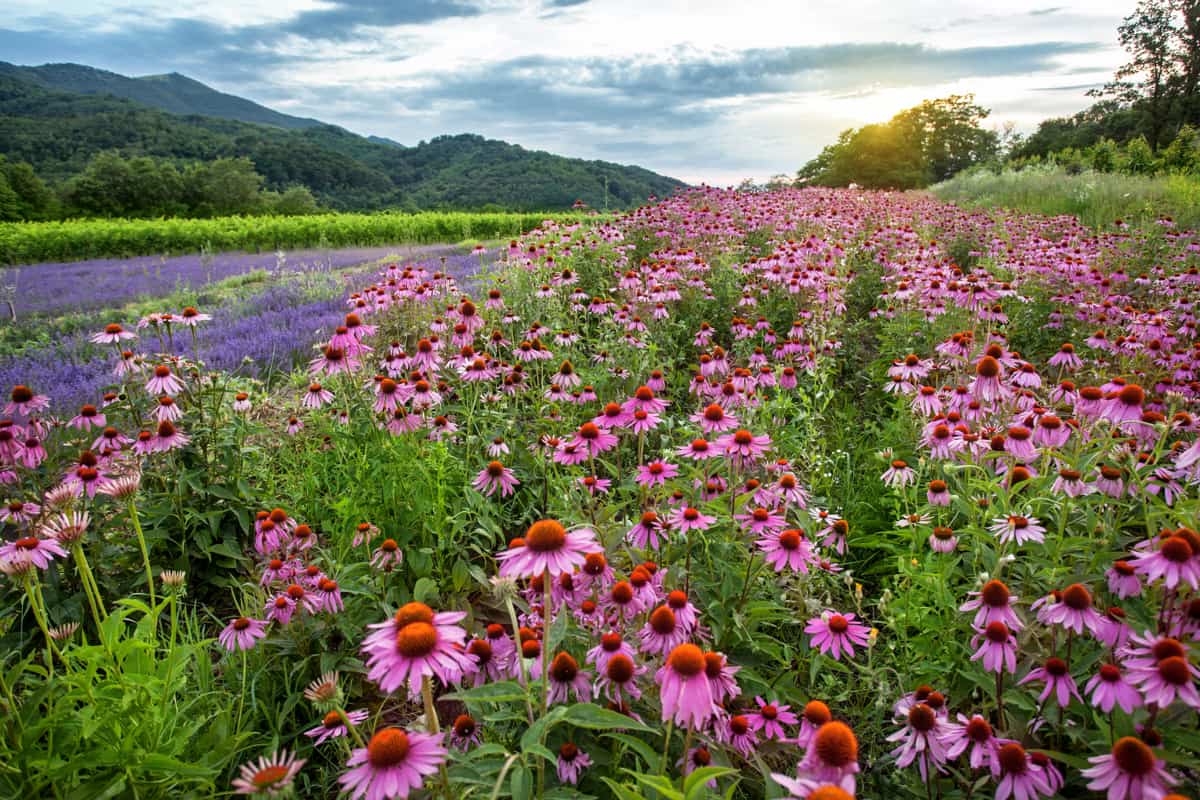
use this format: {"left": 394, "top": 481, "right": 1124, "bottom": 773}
{"left": 0, "top": 62, "right": 322, "bottom": 130}
{"left": 0, "top": 64, "right": 685, "bottom": 212}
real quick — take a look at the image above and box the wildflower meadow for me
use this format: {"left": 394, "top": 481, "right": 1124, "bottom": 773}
{"left": 2, "top": 187, "right": 1199, "bottom": 800}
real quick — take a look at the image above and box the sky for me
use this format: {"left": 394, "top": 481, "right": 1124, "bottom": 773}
{"left": 1, "top": 0, "right": 1133, "bottom": 185}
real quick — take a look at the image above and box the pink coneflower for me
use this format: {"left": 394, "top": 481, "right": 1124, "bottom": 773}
{"left": 639, "top": 605, "right": 688, "bottom": 656}
{"left": 716, "top": 712, "right": 758, "bottom": 757}
{"left": 233, "top": 392, "right": 252, "bottom": 413}
{"left": 231, "top": 749, "right": 305, "bottom": 796}
{"left": 668, "top": 506, "right": 716, "bottom": 534}
{"left": 1018, "top": 658, "right": 1081, "bottom": 708}
{"left": 717, "top": 428, "right": 771, "bottom": 465}
{"left": 1048, "top": 342, "right": 1082, "bottom": 370}
{"left": 151, "top": 420, "right": 190, "bottom": 452}
{"left": 6, "top": 385, "right": 50, "bottom": 416}
{"left": 1051, "top": 468, "right": 1090, "bottom": 497}
{"left": 556, "top": 743, "right": 592, "bottom": 785}
{"left": 219, "top": 617, "right": 268, "bottom": 652}
{"left": 577, "top": 475, "right": 611, "bottom": 495}
{"left": 1106, "top": 561, "right": 1143, "bottom": 599}
{"left": 145, "top": 365, "right": 184, "bottom": 396}
{"left": 624, "top": 385, "right": 669, "bottom": 414}
{"left": 636, "top": 460, "right": 678, "bottom": 487}
{"left": 1125, "top": 635, "right": 1200, "bottom": 709}
{"left": 68, "top": 404, "right": 106, "bottom": 431}
{"left": 572, "top": 422, "right": 618, "bottom": 457}
{"left": 676, "top": 437, "right": 717, "bottom": 461}
{"left": 749, "top": 696, "right": 798, "bottom": 740}
{"left": 656, "top": 643, "right": 718, "bottom": 727}
{"left": 970, "top": 621, "right": 1017, "bottom": 674}
{"left": 91, "top": 323, "right": 136, "bottom": 344}
{"left": 691, "top": 403, "right": 738, "bottom": 434}
{"left": 766, "top": 472, "right": 810, "bottom": 508}
{"left": 994, "top": 743, "right": 1056, "bottom": 800}
{"left": 795, "top": 720, "right": 860, "bottom": 794}
{"left": 1130, "top": 533, "right": 1199, "bottom": 590}
{"left": 547, "top": 651, "right": 592, "bottom": 705}
{"left": 360, "top": 602, "right": 472, "bottom": 698}
{"left": 1082, "top": 737, "right": 1177, "bottom": 800}
{"left": 961, "top": 579, "right": 1023, "bottom": 631}
{"left": 926, "top": 479, "right": 950, "bottom": 506}
{"left": 735, "top": 506, "right": 787, "bottom": 535}
{"left": 929, "top": 525, "right": 958, "bottom": 553}
{"left": 595, "top": 651, "right": 645, "bottom": 702}
{"left": 881, "top": 459, "right": 916, "bottom": 488}
{"left": 496, "top": 519, "right": 600, "bottom": 578}
{"left": 338, "top": 727, "right": 447, "bottom": 800}
{"left": 988, "top": 514, "right": 1045, "bottom": 546}
{"left": 758, "top": 528, "right": 815, "bottom": 573}
{"left": 473, "top": 461, "right": 519, "bottom": 497}
{"left": 888, "top": 702, "right": 949, "bottom": 782}
{"left": 1103, "top": 384, "right": 1146, "bottom": 426}
{"left": 1085, "top": 663, "right": 1142, "bottom": 714}
{"left": 587, "top": 631, "right": 637, "bottom": 675}
{"left": 310, "top": 345, "right": 359, "bottom": 376}
{"left": 1042, "top": 583, "right": 1105, "bottom": 637}
{"left": 306, "top": 709, "right": 369, "bottom": 745}
{"left": 795, "top": 700, "right": 832, "bottom": 749}
{"left": 303, "top": 382, "right": 334, "bottom": 409}
{"left": 178, "top": 306, "right": 212, "bottom": 327}
{"left": 0, "top": 499, "right": 39, "bottom": 524}
{"left": 805, "top": 611, "right": 870, "bottom": 661}
{"left": 943, "top": 714, "right": 1007, "bottom": 773}
{"left": 449, "top": 714, "right": 481, "bottom": 750}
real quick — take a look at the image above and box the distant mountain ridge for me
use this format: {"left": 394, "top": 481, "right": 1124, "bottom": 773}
{"left": 0, "top": 62, "right": 323, "bottom": 130}
{"left": 0, "top": 62, "right": 685, "bottom": 212}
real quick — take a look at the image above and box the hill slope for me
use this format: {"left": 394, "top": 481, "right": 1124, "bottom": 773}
{"left": 0, "top": 65, "right": 685, "bottom": 211}
{"left": 0, "top": 62, "right": 322, "bottom": 130}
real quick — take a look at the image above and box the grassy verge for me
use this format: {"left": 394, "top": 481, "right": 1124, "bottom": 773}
{"left": 930, "top": 165, "right": 1200, "bottom": 229}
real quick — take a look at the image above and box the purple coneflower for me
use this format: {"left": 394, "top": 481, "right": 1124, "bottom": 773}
{"left": 635, "top": 460, "right": 678, "bottom": 487}
{"left": 547, "top": 652, "right": 592, "bottom": 705}
{"left": 556, "top": 743, "right": 592, "bottom": 785}
{"left": 338, "top": 727, "right": 446, "bottom": 800}
{"left": 1018, "top": 658, "right": 1082, "bottom": 708}
{"left": 748, "top": 696, "right": 798, "bottom": 740}
{"left": 306, "top": 709, "right": 369, "bottom": 745}
{"left": 1084, "top": 663, "right": 1142, "bottom": 714}
{"left": 1082, "top": 737, "right": 1177, "bottom": 800}
{"left": 988, "top": 514, "right": 1045, "bottom": 546}
{"left": 656, "top": 643, "right": 717, "bottom": 727}
{"left": 473, "top": 461, "right": 520, "bottom": 497}
{"left": 496, "top": 519, "right": 600, "bottom": 578}
{"left": 805, "top": 611, "right": 870, "bottom": 661}
{"left": 231, "top": 749, "right": 305, "bottom": 796}
{"left": 219, "top": 617, "right": 268, "bottom": 652}
{"left": 757, "top": 528, "right": 815, "bottom": 573}
{"left": 970, "top": 621, "right": 1017, "bottom": 674}
{"left": 360, "top": 602, "right": 472, "bottom": 698}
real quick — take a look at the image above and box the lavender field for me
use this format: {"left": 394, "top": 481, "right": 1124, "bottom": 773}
{"left": 0, "top": 243, "right": 496, "bottom": 410}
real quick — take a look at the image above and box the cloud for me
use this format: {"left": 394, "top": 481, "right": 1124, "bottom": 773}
{"left": 394, "top": 41, "right": 1104, "bottom": 128}
{"left": 280, "top": 0, "right": 484, "bottom": 40}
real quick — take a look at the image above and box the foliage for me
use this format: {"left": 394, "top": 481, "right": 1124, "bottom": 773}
{"left": 931, "top": 163, "right": 1200, "bottom": 229}
{"left": 798, "top": 95, "right": 997, "bottom": 189}
{"left": 0, "top": 72, "right": 684, "bottom": 218}
{"left": 0, "top": 210, "right": 594, "bottom": 264}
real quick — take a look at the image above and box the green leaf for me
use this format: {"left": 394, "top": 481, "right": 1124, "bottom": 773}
{"left": 522, "top": 742, "right": 557, "bottom": 763}
{"left": 602, "top": 732, "right": 660, "bottom": 772}
{"left": 445, "top": 680, "right": 529, "bottom": 704}
{"left": 683, "top": 766, "right": 738, "bottom": 798}
{"left": 563, "top": 703, "right": 653, "bottom": 733}
{"left": 413, "top": 577, "right": 440, "bottom": 604}
{"left": 629, "top": 771, "right": 684, "bottom": 800}
{"left": 600, "top": 777, "right": 647, "bottom": 800}
{"left": 510, "top": 762, "right": 532, "bottom": 800}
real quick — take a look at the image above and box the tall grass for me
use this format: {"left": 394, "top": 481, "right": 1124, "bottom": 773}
{"left": 930, "top": 164, "right": 1200, "bottom": 229}
{"left": 0, "top": 210, "right": 597, "bottom": 265}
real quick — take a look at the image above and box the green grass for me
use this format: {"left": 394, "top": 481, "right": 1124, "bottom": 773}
{"left": 0, "top": 210, "right": 599, "bottom": 264}
{"left": 930, "top": 165, "right": 1200, "bottom": 229}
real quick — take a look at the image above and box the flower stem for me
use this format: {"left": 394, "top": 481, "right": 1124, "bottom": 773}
{"left": 71, "top": 543, "right": 107, "bottom": 627}
{"left": 128, "top": 498, "right": 157, "bottom": 618}
{"left": 423, "top": 676, "right": 452, "bottom": 800}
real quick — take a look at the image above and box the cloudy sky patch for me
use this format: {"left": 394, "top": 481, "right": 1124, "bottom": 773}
{"left": 2, "top": 0, "right": 1130, "bottom": 183}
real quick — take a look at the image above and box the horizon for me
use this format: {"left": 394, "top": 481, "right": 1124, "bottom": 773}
{"left": 2, "top": 1, "right": 1130, "bottom": 185}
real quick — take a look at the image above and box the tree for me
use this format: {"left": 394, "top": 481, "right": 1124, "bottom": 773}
{"left": 1090, "top": 0, "right": 1197, "bottom": 149}
{"left": 269, "top": 185, "right": 321, "bottom": 215}
{"left": 0, "top": 156, "right": 54, "bottom": 219}
{"left": 891, "top": 95, "right": 999, "bottom": 182}
{"left": 184, "top": 157, "right": 263, "bottom": 216}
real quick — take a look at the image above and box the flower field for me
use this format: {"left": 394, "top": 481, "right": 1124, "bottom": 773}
{"left": 1, "top": 187, "right": 1199, "bottom": 800}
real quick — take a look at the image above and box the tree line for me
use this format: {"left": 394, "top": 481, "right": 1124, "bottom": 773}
{"left": 0, "top": 153, "right": 320, "bottom": 221}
